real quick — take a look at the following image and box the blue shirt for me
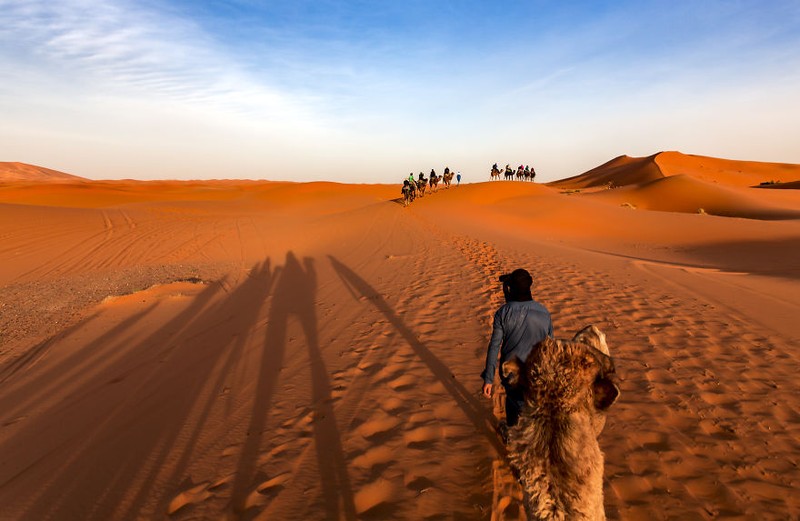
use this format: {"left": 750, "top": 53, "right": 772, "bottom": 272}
{"left": 481, "top": 299, "right": 554, "bottom": 385}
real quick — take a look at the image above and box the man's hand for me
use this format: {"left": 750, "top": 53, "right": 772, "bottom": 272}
{"left": 482, "top": 382, "right": 493, "bottom": 398}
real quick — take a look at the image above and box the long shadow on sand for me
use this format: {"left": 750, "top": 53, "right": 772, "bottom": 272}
{"left": 230, "top": 252, "right": 356, "bottom": 520}
{"left": 328, "top": 255, "right": 503, "bottom": 454}
{"left": 0, "top": 254, "right": 357, "bottom": 521}
{"left": 0, "top": 263, "right": 271, "bottom": 521}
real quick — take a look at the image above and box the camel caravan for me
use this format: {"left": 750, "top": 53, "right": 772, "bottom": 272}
{"left": 502, "top": 324, "right": 620, "bottom": 520}
{"left": 490, "top": 162, "right": 538, "bottom": 182}
{"left": 401, "top": 167, "right": 458, "bottom": 207}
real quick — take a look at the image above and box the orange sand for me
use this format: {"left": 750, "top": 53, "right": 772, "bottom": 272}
{"left": 1, "top": 153, "right": 799, "bottom": 520}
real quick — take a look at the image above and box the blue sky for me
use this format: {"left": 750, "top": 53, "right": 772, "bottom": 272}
{"left": 1, "top": 0, "right": 799, "bottom": 182}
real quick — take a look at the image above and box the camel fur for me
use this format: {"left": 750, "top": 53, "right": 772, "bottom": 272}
{"left": 501, "top": 325, "right": 620, "bottom": 520}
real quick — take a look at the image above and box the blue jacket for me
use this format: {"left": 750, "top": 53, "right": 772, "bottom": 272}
{"left": 481, "top": 300, "right": 553, "bottom": 385}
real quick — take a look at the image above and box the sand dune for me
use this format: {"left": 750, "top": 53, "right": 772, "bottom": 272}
{"left": 547, "top": 154, "right": 665, "bottom": 190}
{"left": 1, "top": 157, "right": 799, "bottom": 520}
{"left": 547, "top": 151, "right": 800, "bottom": 220}
{"left": 586, "top": 174, "right": 800, "bottom": 219}
{"left": 0, "top": 162, "right": 87, "bottom": 182}
{"left": 549, "top": 151, "right": 800, "bottom": 190}
{"left": 655, "top": 151, "right": 800, "bottom": 187}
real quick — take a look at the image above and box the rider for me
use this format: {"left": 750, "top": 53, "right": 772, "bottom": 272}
{"left": 481, "top": 269, "right": 554, "bottom": 428}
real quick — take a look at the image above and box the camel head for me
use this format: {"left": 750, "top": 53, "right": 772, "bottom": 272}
{"left": 502, "top": 326, "right": 620, "bottom": 520}
{"left": 501, "top": 326, "right": 619, "bottom": 432}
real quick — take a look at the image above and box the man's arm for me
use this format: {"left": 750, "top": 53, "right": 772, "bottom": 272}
{"left": 481, "top": 310, "right": 504, "bottom": 387}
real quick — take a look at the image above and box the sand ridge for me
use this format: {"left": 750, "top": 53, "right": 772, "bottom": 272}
{"left": 548, "top": 151, "right": 800, "bottom": 190}
{"left": 0, "top": 156, "right": 798, "bottom": 520}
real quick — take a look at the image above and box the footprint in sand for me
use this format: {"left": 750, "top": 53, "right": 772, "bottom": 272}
{"left": 387, "top": 374, "right": 416, "bottom": 392}
{"left": 380, "top": 396, "right": 406, "bottom": 415}
{"left": 167, "top": 482, "right": 212, "bottom": 515}
{"left": 403, "top": 425, "right": 442, "bottom": 450}
{"left": 351, "top": 445, "right": 395, "bottom": 470}
{"left": 356, "top": 413, "right": 401, "bottom": 443}
{"left": 353, "top": 478, "right": 400, "bottom": 519}
{"left": 405, "top": 475, "right": 435, "bottom": 495}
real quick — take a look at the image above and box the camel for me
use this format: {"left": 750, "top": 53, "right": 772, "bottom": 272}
{"left": 416, "top": 178, "right": 428, "bottom": 197}
{"left": 490, "top": 167, "right": 501, "bottom": 181}
{"left": 443, "top": 171, "right": 454, "bottom": 187}
{"left": 501, "top": 325, "right": 620, "bottom": 520}
{"left": 401, "top": 183, "right": 414, "bottom": 207}
{"left": 429, "top": 174, "right": 440, "bottom": 193}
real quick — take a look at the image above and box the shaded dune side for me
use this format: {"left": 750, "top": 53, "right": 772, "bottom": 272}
{"left": 753, "top": 180, "right": 800, "bottom": 190}
{"left": 549, "top": 151, "right": 800, "bottom": 191}
{"left": 0, "top": 162, "right": 87, "bottom": 182}
{"left": 586, "top": 174, "right": 800, "bottom": 219}
{"left": 655, "top": 151, "right": 800, "bottom": 187}
{"left": 548, "top": 154, "right": 665, "bottom": 189}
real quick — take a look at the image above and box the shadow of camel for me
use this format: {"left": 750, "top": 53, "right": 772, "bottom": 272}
{"left": 230, "top": 252, "right": 356, "bottom": 520}
{"left": 328, "top": 255, "right": 504, "bottom": 454}
{"left": 0, "top": 264, "right": 269, "bottom": 521}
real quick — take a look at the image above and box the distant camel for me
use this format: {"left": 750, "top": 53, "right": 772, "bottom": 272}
{"left": 501, "top": 325, "right": 620, "bottom": 520}
{"left": 429, "top": 174, "right": 440, "bottom": 192}
{"left": 417, "top": 178, "right": 428, "bottom": 197}
{"left": 443, "top": 171, "right": 454, "bottom": 187}
{"left": 401, "top": 183, "right": 414, "bottom": 207}
{"left": 490, "top": 167, "right": 501, "bottom": 181}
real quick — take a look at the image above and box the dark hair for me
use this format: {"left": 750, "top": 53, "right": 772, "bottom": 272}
{"left": 499, "top": 269, "right": 533, "bottom": 301}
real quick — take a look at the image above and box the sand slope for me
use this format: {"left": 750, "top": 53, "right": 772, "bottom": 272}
{"left": 549, "top": 151, "right": 800, "bottom": 190}
{"left": 547, "top": 152, "right": 800, "bottom": 219}
{"left": 0, "top": 162, "right": 88, "bottom": 182}
{"left": 0, "top": 161, "right": 799, "bottom": 520}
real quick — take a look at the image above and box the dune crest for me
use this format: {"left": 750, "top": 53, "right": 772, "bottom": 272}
{"left": 655, "top": 151, "right": 800, "bottom": 187}
{"left": 0, "top": 162, "right": 88, "bottom": 182}
{"left": 549, "top": 151, "right": 800, "bottom": 190}
{"left": 548, "top": 154, "right": 665, "bottom": 190}
{"left": 587, "top": 173, "right": 800, "bottom": 220}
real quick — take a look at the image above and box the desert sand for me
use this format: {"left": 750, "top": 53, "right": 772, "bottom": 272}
{"left": 0, "top": 152, "right": 798, "bottom": 520}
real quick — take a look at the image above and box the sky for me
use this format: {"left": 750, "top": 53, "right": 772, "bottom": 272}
{"left": 1, "top": 0, "right": 799, "bottom": 183}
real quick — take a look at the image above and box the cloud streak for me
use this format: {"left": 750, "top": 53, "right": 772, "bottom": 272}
{"left": 0, "top": 0, "right": 318, "bottom": 125}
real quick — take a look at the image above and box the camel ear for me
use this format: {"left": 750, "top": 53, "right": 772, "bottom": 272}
{"left": 573, "top": 325, "right": 609, "bottom": 356}
{"left": 593, "top": 377, "right": 620, "bottom": 410}
{"left": 501, "top": 358, "right": 522, "bottom": 387}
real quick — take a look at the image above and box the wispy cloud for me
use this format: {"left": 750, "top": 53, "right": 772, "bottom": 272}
{"left": 0, "top": 0, "right": 318, "bottom": 125}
